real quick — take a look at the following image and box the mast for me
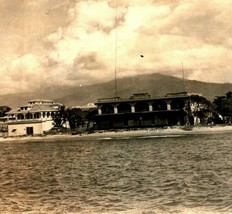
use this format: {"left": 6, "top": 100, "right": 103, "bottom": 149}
{"left": 182, "top": 62, "right": 185, "bottom": 92}
{"left": 114, "top": 0, "right": 118, "bottom": 98}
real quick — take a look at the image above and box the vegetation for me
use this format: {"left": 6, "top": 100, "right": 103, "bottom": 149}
{"left": 213, "top": 91, "right": 232, "bottom": 123}
{"left": 52, "top": 105, "right": 97, "bottom": 132}
{"left": 187, "top": 95, "right": 218, "bottom": 125}
{"left": 0, "top": 106, "right": 11, "bottom": 117}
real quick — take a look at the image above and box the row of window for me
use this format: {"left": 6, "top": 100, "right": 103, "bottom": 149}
{"left": 16, "top": 112, "right": 55, "bottom": 120}
{"left": 100, "top": 100, "right": 186, "bottom": 114}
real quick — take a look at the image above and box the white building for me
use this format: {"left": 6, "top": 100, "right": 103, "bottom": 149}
{"left": 6, "top": 99, "right": 62, "bottom": 137}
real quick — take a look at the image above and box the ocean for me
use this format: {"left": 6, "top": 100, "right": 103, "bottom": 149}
{"left": 0, "top": 132, "right": 232, "bottom": 214}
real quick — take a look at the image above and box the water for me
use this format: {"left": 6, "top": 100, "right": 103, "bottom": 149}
{"left": 0, "top": 133, "right": 232, "bottom": 214}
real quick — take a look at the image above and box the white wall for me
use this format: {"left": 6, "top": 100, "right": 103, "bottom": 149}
{"left": 8, "top": 122, "right": 43, "bottom": 137}
{"left": 42, "top": 120, "right": 54, "bottom": 131}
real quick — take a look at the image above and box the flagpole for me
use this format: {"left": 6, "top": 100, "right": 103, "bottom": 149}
{"left": 182, "top": 62, "right": 185, "bottom": 92}
{"left": 114, "top": 0, "right": 118, "bottom": 98}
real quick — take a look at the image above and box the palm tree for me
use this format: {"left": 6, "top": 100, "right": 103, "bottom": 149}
{"left": 52, "top": 105, "right": 67, "bottom": 128}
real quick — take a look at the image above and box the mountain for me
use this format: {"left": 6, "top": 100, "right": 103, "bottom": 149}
{"left": 0, "top": 73, "right": 231, "bottom": 108}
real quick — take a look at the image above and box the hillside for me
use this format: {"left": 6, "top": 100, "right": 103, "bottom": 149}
{"left": 56, "top": 73, "right": 232, "bottom": 106}
{"left": 0, "top": 73, "right": 231, "bottom": 108}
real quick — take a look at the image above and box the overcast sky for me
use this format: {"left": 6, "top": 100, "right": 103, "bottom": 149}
{"left": 0, "top": 0, "right": 232, "bottom": 95}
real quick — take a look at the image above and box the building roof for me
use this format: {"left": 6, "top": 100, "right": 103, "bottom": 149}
{"left": 6, "top": 98, "right": 61, "bottom": 115}
{"left": 29, "top": 99, "right": 54, "bottom": 103}
{"left": 72, "top": 103, "right": 97, "bottom": 110}
{"left": 96, "top": 92, "right": 190, "bottom": 105}
{"left": 7, "top": 104, "right": 58, "bottom": 115}
{"left": 6, "top": 108, "right": 21, "bottom": 115}
{"left": 29, "top": 104, "right": 58, "bottom": 113}
{"left": 28, "top": 99, "right": 63, "bottom": 106}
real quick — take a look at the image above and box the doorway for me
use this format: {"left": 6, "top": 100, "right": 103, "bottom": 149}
{"left": 26, "top": 127, "right": 34, "bottom": 135}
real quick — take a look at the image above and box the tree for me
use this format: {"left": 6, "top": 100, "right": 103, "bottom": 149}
{"left": 187, "top": 95, "right": 216, "bottom": 125}
{"left": 52, "top": 106, "right": 84, "bottom": 130}
{"left": 52, "top": 105, "right": 67, "bottom": 128}
{"left": 65, "top": 108, "right": 83, "bottom": 130}
{"left": 83, "top": 109, "right": 98, "bottom": 129}
{"left": 52, "top": 106, "right": 97, "bottom": 131}
{"left": 213, "top": 91, "right": 232, "bottom": 123}
{"left": 0, "top": 106, "right": 11, "bottom": 117}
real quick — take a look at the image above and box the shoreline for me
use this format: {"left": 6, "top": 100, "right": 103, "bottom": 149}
{"left": 1, "top": 125, "right": 232, "bottom": 142}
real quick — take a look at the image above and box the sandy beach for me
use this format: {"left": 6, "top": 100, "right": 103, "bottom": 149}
{"left": 1, "top": 125, "right": 232, "bottom": 143}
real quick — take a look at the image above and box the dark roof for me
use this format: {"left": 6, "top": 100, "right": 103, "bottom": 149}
{"left": 95, "top": 93, "right": 190, "bottom": 105}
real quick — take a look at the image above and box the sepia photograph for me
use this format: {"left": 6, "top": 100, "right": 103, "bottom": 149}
{"left": 0, "top": 0, "right": 232, "bottom": 213}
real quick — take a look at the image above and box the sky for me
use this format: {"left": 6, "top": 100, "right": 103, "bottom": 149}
{"left": 0, "top": 0, "right": 232, "bottom": 95}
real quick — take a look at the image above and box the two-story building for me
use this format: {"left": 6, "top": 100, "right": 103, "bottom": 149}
{"left": 5, "top": 99, "right": 62, "bottom": 136}
{"left": 94, "top": 92, "right": 213, "bottom": 130}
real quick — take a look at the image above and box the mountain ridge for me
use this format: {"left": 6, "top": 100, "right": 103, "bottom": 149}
{"left": 0, "top": 73, "right": 231, "bottom": 108}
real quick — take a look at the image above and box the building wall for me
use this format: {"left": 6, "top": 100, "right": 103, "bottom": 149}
{"left": 42, "top": 120, "right": 54, "bottom": 131}
{"left": 8, "top": 122, "right": 43, "bottom": 137}
{"left": 94, "top": 93, "right": 215, "bottom": 130}
{"left": 94, "top": 95, "right": 190, "bottom": 130}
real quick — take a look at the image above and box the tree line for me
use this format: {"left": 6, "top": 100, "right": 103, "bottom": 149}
{"left": 52, "top": 106, "right": 97, "bottom": 132}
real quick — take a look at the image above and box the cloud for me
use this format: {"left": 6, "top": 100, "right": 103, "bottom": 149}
{"left": 1, "top": 0, "right": 232, "bottom": 95}
{"left": 0, "top": 54, "right": 45, "bottom": 93}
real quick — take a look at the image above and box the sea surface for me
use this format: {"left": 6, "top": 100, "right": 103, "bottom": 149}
{"left": 0, "top": 133, "right": 232, "bottom": 214}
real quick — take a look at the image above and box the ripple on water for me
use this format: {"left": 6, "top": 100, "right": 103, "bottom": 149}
{"left": 0, "top": 133, "right": 232, "bottom": 213}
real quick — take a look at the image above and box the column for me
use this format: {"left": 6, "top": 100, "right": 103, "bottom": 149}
{"left": 166, "top": 101, "right": 171, "bottom": 110}
{"left": 131, "top": 104, "right": 135, "bottom": 113}
{"left": 113, "top": 105, "right": 118, "bottom": 114}
{"left": 148, "top": 103, "right": 153, "bottom": 112}
{"left": 98, "top": 108, "right": 102, "bottom": 115}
